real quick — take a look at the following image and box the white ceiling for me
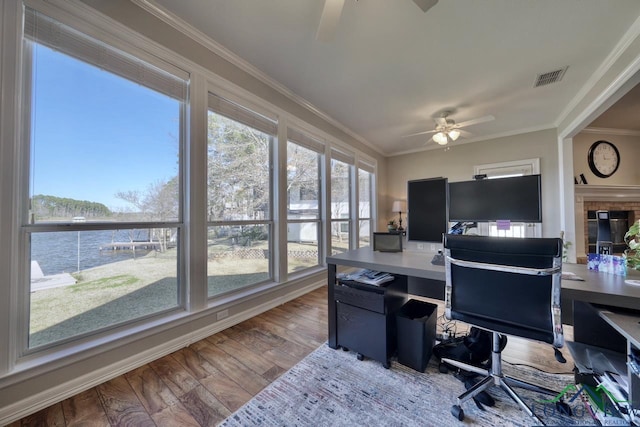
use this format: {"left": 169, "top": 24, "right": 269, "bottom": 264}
{"left": 151, "top": 0, "right": 640, "bottom": 156}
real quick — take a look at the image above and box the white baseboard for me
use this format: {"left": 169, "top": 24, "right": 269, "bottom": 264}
{"left": 0, "top": 280, "right": 324, "bottom": 425}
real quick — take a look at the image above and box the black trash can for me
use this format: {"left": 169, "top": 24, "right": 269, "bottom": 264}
{"left": 396, "top": 299, "right": 437, "bottom": 372}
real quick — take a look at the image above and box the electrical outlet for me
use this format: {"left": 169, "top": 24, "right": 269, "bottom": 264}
{"left": 417, "top": 243, "right": 424, "bottom": 250}
{"left": 216, "top": 309, "right": 229, "bottom": 321}
{"left": 430, "top": 244, "right": 436, "bottom": 251}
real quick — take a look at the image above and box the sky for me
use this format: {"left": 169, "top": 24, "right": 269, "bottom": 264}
{"left": 30, "top": 44, "right": 180, "bottom": 211}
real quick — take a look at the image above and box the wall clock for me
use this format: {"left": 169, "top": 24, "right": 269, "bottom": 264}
{"left": 587, "top": 140, "right": 620, "bottom": 178}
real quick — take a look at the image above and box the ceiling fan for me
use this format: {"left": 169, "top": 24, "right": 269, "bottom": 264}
{"left": 316, "top": 0, "right": 439, "bottom": 42}
{"left": 404, "top": 112, "right": 496, "bottom": 145}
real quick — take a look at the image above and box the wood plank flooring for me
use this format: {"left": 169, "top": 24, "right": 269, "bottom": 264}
{"left": 9, "top": 286, "right": 574, "bottom": 426}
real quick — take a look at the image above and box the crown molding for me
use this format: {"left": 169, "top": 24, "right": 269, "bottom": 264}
{"left": 556, "top": 18, "right": 640, "bottom": 127}
{"left": 581, "top": 127, "right": 640, "bottom": 137}
{"left": 129, "top": 0, "right": 383, "bottom": 156}
{"left": 557, "top": 14, "right": 640, "bottom": 138}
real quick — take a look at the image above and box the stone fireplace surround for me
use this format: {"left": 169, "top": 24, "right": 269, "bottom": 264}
{"left": 575, "top": 185, "right": 640, "bottom": 263}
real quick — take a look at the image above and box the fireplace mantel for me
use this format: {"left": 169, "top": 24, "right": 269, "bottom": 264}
{"left": 575, "top": 185, "right": 640, "bottom": 201}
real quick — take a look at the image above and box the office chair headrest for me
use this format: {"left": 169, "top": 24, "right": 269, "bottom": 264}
{"left": 444, "top": 235, "right": 562, "bottom": 258}
{"left": 444, "top": 235, "right": 563, "bottom": 269}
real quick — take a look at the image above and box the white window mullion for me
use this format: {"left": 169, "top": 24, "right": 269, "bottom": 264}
{"left": 351, "top": 163, "right": 359, "bottom": 249}
{"left": 323, "top": 145, "right": 332, "bottom": 260}
{"left": 276, "top": 117, "right": 288, "bottom": 282}
{"left": 186, "top": 73, "right": 208, "bottom": 311}
{"left": 0, "top": 0, "right": 25, "bottom": 374}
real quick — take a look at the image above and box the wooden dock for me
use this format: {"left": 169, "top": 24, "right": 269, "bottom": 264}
{"left": 99, "top": 241, "right": 162, "bottom": 251}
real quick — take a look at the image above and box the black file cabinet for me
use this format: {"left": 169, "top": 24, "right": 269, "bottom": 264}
{"left": 334, "top": 276, "right": 408, "bottom": 368}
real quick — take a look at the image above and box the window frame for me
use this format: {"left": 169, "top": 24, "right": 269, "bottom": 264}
{"left": 285, "top": 130, "right": 325, "bottom": 275}
{"left": 329, "top": 151, "right": 354, "bottom": 255}
{"left": 206, "top": 90, "right": 277, "bottom": 297}
{"left": 356, "top": 161, "right": 375, "bottom": 248}
{"left": 18, "top": 9, "right": 189, "bottom": 353}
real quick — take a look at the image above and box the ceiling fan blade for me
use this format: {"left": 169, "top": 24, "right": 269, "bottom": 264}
{"left": 454, "top": 115, "right": 495, "bottom": 128}
{"left": 458, "top": 129, "right": 473, "bottom": 138}
{"left": 412, "top": 0, "right": 439, "bottom": 13}
{"left": 316, "top": 0, "right": 346, "bottom": 42}
{"left": 403, "top": 129, "right": 437, "bottom": 138}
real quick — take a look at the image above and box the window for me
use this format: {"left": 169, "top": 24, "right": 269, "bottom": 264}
{"left": 286, "top": 129, "right": 323, "bottom": 274}
{"left": 330, "top": 153, "right": 353, "bottom": 254}
{"left": 207, "top": 94, "right": 275, "bottom": 297}
{"left": 23, "top": 8, "right": 186, "bottom": 348}
{"left": 5, "top": 3, "right": 378, "bottom": 369}
{"left": 357, "top": 166, "right": 374, "bottom": 248}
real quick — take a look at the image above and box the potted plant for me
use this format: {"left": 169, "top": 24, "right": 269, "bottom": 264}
{"left": 624, "top": 220, "right": 640, "bottom": 271}
{"left": 387, "top": 219, "right": 398, "bottom": 232}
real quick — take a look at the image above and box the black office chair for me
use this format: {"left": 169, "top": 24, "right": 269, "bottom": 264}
{"left": 442, "top": 234, "right": 565, "bottom": 425}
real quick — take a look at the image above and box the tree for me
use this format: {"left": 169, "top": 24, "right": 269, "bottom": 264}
{"left": 331, "top": 159, "right": 350, "bottom": 241}
{"left": 115, "top": 178, "right": 178, "bottom": 251}
{"left": 286, "top": 142, "right": 320, "bottom": 213}
{"left": 31, "top": 194, "right": 112, "bottom": 220}
{"left": 115, "top": 178, "right": 178, "bottom": 221}
{"left": 207, "top": 113, "right": 271, "bottom": 222}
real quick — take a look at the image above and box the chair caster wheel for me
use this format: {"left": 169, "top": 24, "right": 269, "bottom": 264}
{"left": 356, "top": 353, "right": 364, "bottom": 361}
{"left": 382, "top": 361, "right": 391, "bottom": 369}
{"left": 451, "top": 405, "right": 464, "bottom": 421}
{"left": 438, "top": 363, "right": 449, "bottom": 373}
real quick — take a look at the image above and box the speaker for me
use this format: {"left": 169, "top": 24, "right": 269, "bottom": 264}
{"left": 373, "top": 232, "right": 403, "bottom": 252}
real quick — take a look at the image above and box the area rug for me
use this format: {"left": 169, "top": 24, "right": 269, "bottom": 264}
{"left": 220, "top": 344, "right": 600, "bottom": 426}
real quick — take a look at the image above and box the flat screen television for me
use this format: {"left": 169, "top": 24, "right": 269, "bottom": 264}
{"left": 448, "top": 174, "right": 542, "bottom": 222}
{"left": 407, "top": 177, "right": 448, "bottom": 242}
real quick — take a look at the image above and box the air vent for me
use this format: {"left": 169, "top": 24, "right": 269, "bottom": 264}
{"left": 534, "top": 67, "right": 568, "bottom": 87}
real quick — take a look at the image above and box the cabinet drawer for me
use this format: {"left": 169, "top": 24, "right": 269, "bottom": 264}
{"left": 336, "top": 301, "right": 389, "bottom": 363}
{"left": 334, "top": 282, "right": 385, "bottom": 313}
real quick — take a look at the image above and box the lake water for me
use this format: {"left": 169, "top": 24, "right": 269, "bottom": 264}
{"left": 31, "top": 230, "right": 153, "bottom": 275}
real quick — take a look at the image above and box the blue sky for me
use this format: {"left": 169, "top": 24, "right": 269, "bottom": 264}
{"left": 31, "top": 45, "right": 180, "bottom": 211}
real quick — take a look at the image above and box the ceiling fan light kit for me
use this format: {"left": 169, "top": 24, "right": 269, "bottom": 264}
{"left": 432, "top": 128, "right": 460, "bottom": 145}
{"left": 404, "top": 112, "right": 494, "bottom": 146}
{"left": 432, "top": 132, "right": 447, "bottom": 145}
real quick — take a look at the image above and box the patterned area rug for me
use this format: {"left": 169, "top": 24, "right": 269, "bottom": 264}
{"left": 220, "top": 344, "right": 600, "bottom": 426}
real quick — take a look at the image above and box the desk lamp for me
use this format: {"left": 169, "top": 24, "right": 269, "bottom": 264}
{"left": 392, "top": 200, "right": 407, "bottom": 234}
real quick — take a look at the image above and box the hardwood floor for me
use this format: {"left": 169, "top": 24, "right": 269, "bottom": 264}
{"left": 9, "top": 286, "right": 574, "bottom": 426}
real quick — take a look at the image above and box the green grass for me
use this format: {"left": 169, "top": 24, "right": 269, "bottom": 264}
{"left": 68, "top": 274, "right": 139, "bottom": 292}
{"left": 28, "top": 240, "right": 330, "bottom": 348}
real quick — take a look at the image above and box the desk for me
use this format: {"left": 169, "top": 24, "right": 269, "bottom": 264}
{"left": 326, "top": 247, "right": 640, "bottom": 349}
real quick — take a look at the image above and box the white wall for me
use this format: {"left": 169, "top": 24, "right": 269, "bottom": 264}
{"left": 386, "top": 128, "right": 561, "bottom": 242}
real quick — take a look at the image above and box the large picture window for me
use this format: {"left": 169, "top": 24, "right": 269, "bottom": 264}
{"left": 286, "top": 130, "right": 323, "bottom": 273}
{"left": 4, "top": 3, "right": 377, "bottom": 376}
{"left": 207, "top": 94, "right": 275, "bottom": 297}
{"left": 330, "top": 154, "right": 352, "bottom": 254}
{"left": 23, "top": 9, "right": 186, "bottom": 348}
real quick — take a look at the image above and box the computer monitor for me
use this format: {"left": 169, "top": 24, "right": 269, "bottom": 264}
{"left": 407, "top": 177, "right": 448, "bottom": 242}
{"left": 448, "top": 175, "right": 542, "bottom": 222}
